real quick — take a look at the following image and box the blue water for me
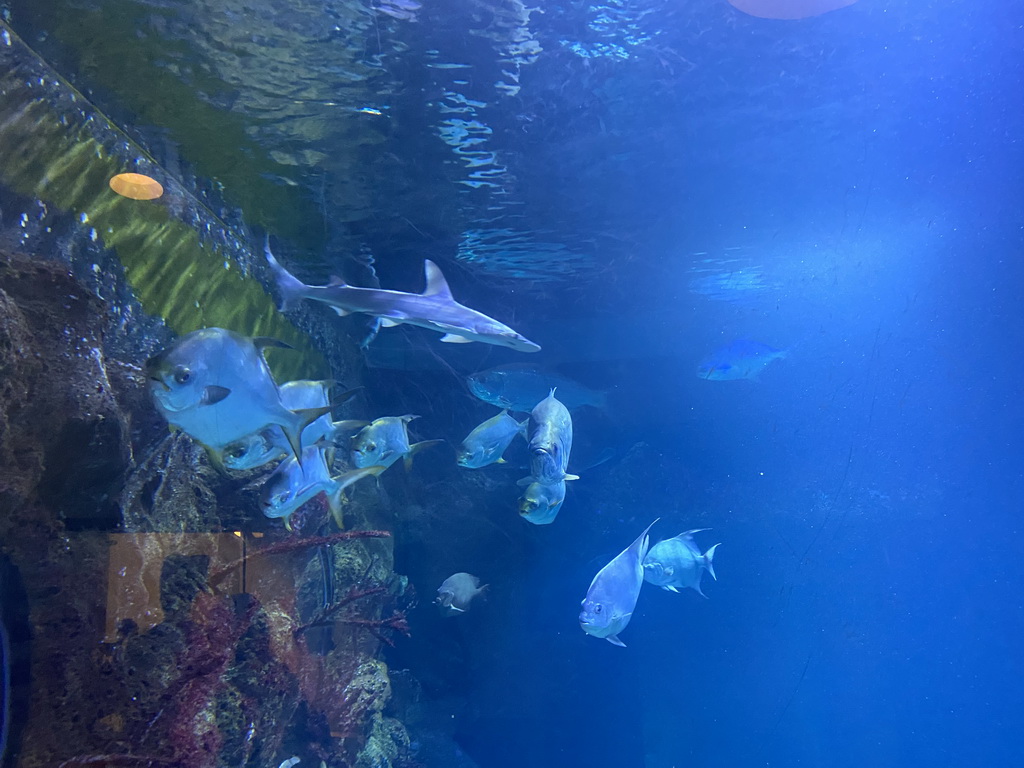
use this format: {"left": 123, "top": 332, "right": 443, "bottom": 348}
{"left": 2, "top": 0, "right": 1022, "bottom": 765}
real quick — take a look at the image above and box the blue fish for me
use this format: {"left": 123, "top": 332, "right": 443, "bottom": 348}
{"left": 145, "top": 328, "right": 330, "bottom": 464}
{"left": 221, "top": 380, "right": 366, "bottom": 471}
{"left": 467, "top": 364, "right": 606, "bottom": 412}
{"left": 259, "top": 445, "right": 384, "bottom": 529}
{"left": 643, "top": 529, "right": 720, "bottom": 597}
{"left": 517, "top": 479, "right": 565, "bottom": 525}
{"left": 457, "top": 410, "right": 528, "bottom": 468}
{"left": 351, "top": 415, "right": 443, "bottom": 473}
{"left": 580, "top": 519, "right": 658, "bottom": 647}
{"left": 696, "top": 339, "right": 787, "bottom": 381}
{"left": 523, "top": 389, "right": 579, "bottom": 485}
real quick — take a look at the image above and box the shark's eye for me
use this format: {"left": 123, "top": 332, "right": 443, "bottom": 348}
{"left": 172, "top": 366, "right": 192, "bottom": 385}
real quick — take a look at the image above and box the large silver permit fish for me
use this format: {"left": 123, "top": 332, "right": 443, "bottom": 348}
{"left": 351, "top": 415, "right": 443, "bottom": 472}
{"left": 580, "top": 519, "right": 658, "bottom": 647}
{"left": 265, "top": 238, "right": 540, "bottom": 352}
{"left": 260, "top": 445, "right": 384, "bottom": 529}
{"left": 517, "top": 478, "right": 565, "bottom": 525}
{"left": 525, "top": 389, "right": 579, "bottom": 484}
{"left": 221, "top": 380, "right": 365, "bottom": 471}
{"left": 643, "top": 529, "right": 720, "bottom": 597}
{"left": 457, "top": 410, "right": 528, "bottom": 468}
{"left": 145, "top": 328, "right": 329, "bottom": 462}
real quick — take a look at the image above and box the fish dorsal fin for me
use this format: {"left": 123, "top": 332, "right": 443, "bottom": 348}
{"left": 422, "top": 260, "right": 454, "bottom": 299}
{"left": 328, "top": 275, "right": 347, "bottom": 287}
{"left": 253, "top": 337, "right": 294, "bottom": 352}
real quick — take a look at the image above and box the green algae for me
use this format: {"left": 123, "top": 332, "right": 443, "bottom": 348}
{"left": 0, "top": 24, "right": 328, "bottom": 382}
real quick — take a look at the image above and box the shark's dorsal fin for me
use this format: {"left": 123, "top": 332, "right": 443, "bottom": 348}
{"left": 422, "top": 260, "right": 453, "bottom": 299}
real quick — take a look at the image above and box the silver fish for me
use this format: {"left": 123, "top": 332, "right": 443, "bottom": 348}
{"left": 457, "top": 410, "right": 528, "bottom": 468}
{"left": 259, "top": 445, "right": 384, "bottom": 529}
{"left": 697, "top": 339, "right": 787, "bottom": 381}
{"left": 467, "top": 364, "right": 606, "bottom": 412}
{"left": 643, "top": 529, "right": 720, "bottom": 597}
{"left": 525, "top": 389, "right": 579, "bottom": 484}
{"left": 221, "top": 380, "right": 366, "bottom": 470}
{"left": 145, "top": 328, "right": 329, "bottom": 464}
{"left": 436, "top": 572, "right": 488, "bottom": 616}
{"left": 266, "top": 238, "right": 540, "bottom": 352}
{"left": 580, "top": 519, "right": 658, "bottom": 647}
{"left": 517, "top": 479, "right": 565, "bottom": 525}
{"left": 350, "top": 415, "right": 442, "bottom": 472}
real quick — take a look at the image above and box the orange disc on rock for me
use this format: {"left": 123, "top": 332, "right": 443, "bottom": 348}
{"left": 109, "top": 172, "right": 164, "bottom": 200}
{"left": 727, "top": 0, "right": 856, "bottom": 19}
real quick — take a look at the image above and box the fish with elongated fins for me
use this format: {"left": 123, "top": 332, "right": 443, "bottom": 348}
{"left": 145, "top": 328, "right": 328, "bottom": 462}
{"left": 350, "top": 415, "right": 443, "bottom": 473}
{"left": 580, "top": 519, "right": 659, "bottom": 647}
{"left": 259, "top": 445, "right": 385, "bottom": 529}
{"left": 265, "top": 238, "right": 540, "bottom": 352}
{"left": 643, "top": 529, "right": 720, "bottom": 597}
{"left": 457, "top": 410, "right": 528, "bottom": 468}
{"left": 221, "top": 379, "right": 366, "bottom": 470}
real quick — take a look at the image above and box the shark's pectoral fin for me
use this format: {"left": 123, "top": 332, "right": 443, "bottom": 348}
{"left": 440, "top": 333, "right": 474, "bottom": 344}
{"left": 606, "top": 635, "right": 627, "bottom": 648}
{"left": 379, "top": 317, "right": 402, "bottom": 328}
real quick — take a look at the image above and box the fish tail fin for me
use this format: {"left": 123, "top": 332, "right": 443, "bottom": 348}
{"left": 281, "top": 405, "right": 334, "bottom": 460}
{"left": 404, "top": 439, "right": 444, "bottom": 471}
{"left": 703, "top": 542, "right": 721, "bottom": 581}
{"left": 264, "top": 235, "right": 309, "bottom": 312}
{"left": 326, "top": 486, "right": 347, "bottom": 530}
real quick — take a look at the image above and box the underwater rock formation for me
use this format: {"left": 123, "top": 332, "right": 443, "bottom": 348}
{"left": 0, "top": 248, "right": 414, "bottom": 767}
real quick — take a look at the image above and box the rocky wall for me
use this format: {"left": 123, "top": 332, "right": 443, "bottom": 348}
{"left": 0, "top": 248, "right": 414, "bottom": 768}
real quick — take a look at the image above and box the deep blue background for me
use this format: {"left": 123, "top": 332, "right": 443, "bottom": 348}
{"left": 393, "top": 1, "right": 1024, "bottom": 766}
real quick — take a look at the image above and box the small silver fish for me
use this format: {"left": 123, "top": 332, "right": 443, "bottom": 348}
{"left": 260, "top": 445, "right": 384, "bottom": 529}
{"left": 696, "top": 339, "right": 787, "bottom": 381}
{"left": 221, "top": 380, "right": 366, "bottom": 470}
{"left": 580, "top": 519, "right": 658, "bottom": 647}
{"left": 457, "top": 410, "right": 528, "bottom": 468}
{"left": 517, "top": 479, "right": 565, "bottom": 525}
{"left": 526, "top": 389, "right": 579, "bottom": 484}
{"left": 145, "top": 328, "right": 329, "bottom": 464}
{"left": 436, "top": 572, "right": 488, "bottom": 616}
{"left": 643, "top": 529, "right": 720, "bottom": 597}
{"left": 351, "top": 415, "right": 442, "bottom": 472}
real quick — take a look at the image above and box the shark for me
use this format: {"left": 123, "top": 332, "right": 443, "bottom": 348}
{"left": 264, "top": 238, "right": 541, "bottom": 353}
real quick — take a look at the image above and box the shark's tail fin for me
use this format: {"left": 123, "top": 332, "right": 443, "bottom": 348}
{"left": 264, "top": 235, "right": 308, "bottom": 312}
{"left": 703, "top": 542, "right": 720, "bottom": 581}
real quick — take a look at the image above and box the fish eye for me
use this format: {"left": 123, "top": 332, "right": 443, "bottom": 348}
{"left": 366, "top": 442, "right": 377, "bottom": 452}
{"left": 594, "top": 604, "right": 602, "bottom": 614}
{"left": 172, "top": 366, "right": 192, "bottom": 385}
{"left": 226, "top": 446, "right": 246, "bottom": 460}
